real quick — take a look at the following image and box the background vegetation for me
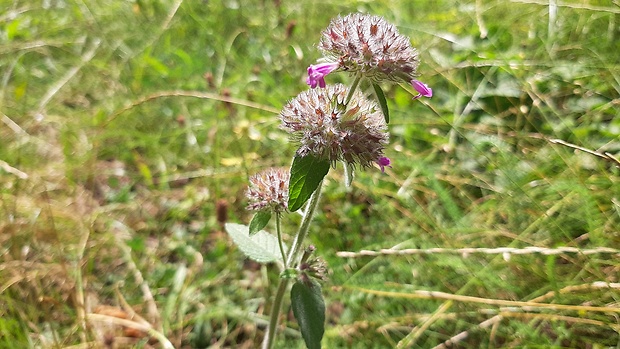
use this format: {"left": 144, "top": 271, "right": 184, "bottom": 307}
{"left": 1, "top": 0, "right": 618, "bottom": 348}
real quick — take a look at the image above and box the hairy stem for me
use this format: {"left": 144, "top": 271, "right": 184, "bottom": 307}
{"left": 261, "top": 276, "right": 289, "bottom": 349}
{"left": 262, "top": 180, "right": 324, "bottom": 349}
{"left": 286, "top": 180, "right": 324, "bottom": 266}
{"left": 275, "top": 213, "right": 287, "bottom": 269}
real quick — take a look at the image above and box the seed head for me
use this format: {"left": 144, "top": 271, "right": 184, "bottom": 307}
{"left": 318, "top": 13, "right": 420, "bottom": 84}
{"left": 280, "top": 83, "right": 388, "bottom": 168}
{"left": 246, "top": 168, "right": 290, "bottom": 212}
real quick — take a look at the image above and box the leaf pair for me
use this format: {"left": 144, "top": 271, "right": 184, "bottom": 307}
{"left": 230, "top": 151, "right": 332, "bottom": 349}
{"left": 224, "top": 223, "right": 326, "bottom": 349}
{"left": 288, "top": 156, "right": 328, "bottom": 349}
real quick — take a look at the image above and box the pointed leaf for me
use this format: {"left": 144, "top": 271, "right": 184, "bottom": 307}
{"left": 224, "top": 223, "right": 285, "bottom": 264}
{"left": 372, "top": 83, "right": 389, "bottom": 124}
{"left": 288, "top": 154, "right": 330, "bottom": 212}
{"left": 249, "top": 211, "right": 271, "bottom": 235}
{"left": 291, "top": 280, "right": 325, "bottom": 349}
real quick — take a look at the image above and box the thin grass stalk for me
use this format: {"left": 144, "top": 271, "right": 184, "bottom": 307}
{"left": 87, "top": 314, "right": 174, "bottom": 349}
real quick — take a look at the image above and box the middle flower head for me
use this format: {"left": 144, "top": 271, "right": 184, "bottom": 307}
{"left": 280, "top": 84, "right": 389, "bottom": 169}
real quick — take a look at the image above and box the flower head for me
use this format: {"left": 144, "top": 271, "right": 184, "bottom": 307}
{"left": 246, "top": 168, "right": 290, "bottom": 212}
{"left": 317, "top": 13, "right": 420, "bottom": 84}
{"left": 307, "top": 62, "right": 339, "bottom": 89}
{"left": 280, "top": 83, "right": 389, "bottom": 168}
{"left": 299, "top": 245, "right": 328, "bottom": 285}
{"left": 299, "top": 257, "right": 328, "bottom": 285}
{"left": 411, "top": 79, "right": 433, "bottom": 99}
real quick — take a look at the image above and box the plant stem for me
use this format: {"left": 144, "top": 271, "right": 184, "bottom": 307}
{"left": 261, "top": 276, "right": 289, "bottom": 349}
{"left": 286, "top": 179, "right": 323, "bottom": 266}
{"left": 275, "top": 213, "right": 287, "bottom": 269}
{"left": 261, "top": 180, "right": 324, "bottom": 349}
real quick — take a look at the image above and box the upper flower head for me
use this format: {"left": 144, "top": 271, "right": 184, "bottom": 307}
{"left": 246, "top": 168, "right": 290, "bottom": 212}
{"left": 318, "top": 13, "right": 420, "bottom": 84}
{"left": 280, "top": 83, "right": 389, "bottom": 168}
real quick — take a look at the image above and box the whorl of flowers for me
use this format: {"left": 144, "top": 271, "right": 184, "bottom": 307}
{"left": 279, "top": 83, "right": 389, "bottom": 168}
{"left": 318, "top": 13, "right": 420, "bottom": 84}
{"left": 246, "top": 168, "right": 290, "bottom": 212}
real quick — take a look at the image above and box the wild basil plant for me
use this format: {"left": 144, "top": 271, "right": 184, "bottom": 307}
{"left": 225, "top": 13, "right": 432, "bottom": 349}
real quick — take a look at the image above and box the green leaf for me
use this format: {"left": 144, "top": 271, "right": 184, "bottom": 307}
{"left": 224, "top": 223, "right": 285, "bottom": 264}
{"left": 291, "top": 280, "right": 325, "bottom": 349}
{"left": 343, "top": 160, "right": 354, "bottom": 187}
{"left": 249, "top": 211, "right": 271, "bottom": 235}
{"left": 288, "top": 154, "right": 330, "bottom": 212}
{"left": 372, "top": 83, "right": 389, "bottom": 124}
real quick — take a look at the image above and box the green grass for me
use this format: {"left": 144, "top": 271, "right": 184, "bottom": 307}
{"left": 1, "top": 0, "right": 619, "bottom": 348}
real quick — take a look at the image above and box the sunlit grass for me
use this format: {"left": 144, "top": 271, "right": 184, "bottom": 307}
{"left": 1, "top": 0, "right": 618, "bottom": 348}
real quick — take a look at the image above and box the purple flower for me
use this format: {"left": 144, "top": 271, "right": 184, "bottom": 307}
{"left": 377, "top": 156, "right": 392, "bottom": 172}
{"left": 306, "top": 62, "right": 339, "bottom": 89}
{"left": 411, "top": 79, "right": 432, "bottom": 99}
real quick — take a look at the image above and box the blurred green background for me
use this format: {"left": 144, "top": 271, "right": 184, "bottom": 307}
{"left": 1, "top": 0, "right": 619, "bottom": 348}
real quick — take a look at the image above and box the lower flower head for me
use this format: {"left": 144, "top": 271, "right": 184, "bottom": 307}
{"left": 246, "top": 168, "right": 290, "bottom": 212}
{"left": 280, "top": 83, "right": 389, "bottom": 168}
